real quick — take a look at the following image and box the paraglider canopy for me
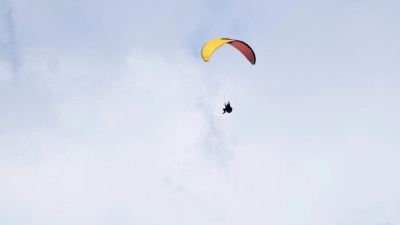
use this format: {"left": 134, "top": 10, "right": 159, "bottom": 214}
{"left": 201, "top": 38, "right": 256, "bottom": 65}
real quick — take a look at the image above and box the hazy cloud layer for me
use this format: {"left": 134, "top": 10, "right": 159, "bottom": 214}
{"left": 1, "top": 0, "right": 400, "bottom": 224}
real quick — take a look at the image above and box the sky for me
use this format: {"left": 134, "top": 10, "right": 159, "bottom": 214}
{"left": 1, "top": 0, "right": 400, "bottom": 224}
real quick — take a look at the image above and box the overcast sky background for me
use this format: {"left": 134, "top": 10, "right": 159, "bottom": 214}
{"left": 1, "top": 0, "right": 400, "bottom": 224}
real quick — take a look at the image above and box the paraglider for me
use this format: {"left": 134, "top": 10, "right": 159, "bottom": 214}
{"left": 201, "top": 38, "right": 256, "bottom": 114}
{"left": 222, "top": 101, "right": 232, "bottom": 114}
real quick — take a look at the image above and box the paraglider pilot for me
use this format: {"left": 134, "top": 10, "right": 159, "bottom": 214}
{"left": 223, "top": 101, "right": 233, "bottom": 114}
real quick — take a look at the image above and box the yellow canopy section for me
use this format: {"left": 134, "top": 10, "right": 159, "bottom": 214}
{"left": 201, "top": 38, "right": 234, "bottom": 62}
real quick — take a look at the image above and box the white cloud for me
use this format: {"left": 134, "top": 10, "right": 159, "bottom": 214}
{"left": 1, "top": 0, "right": 400, "bottom": 224}
{"left": 0, "top": 60, "right": 12, "bottom": 86}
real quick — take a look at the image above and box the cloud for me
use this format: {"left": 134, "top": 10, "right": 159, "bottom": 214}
{"left": 0, "top": 0, "right": 18, "bottom": 86}
{"left": 1, "top": 0, "right": 400, "bottom": 224}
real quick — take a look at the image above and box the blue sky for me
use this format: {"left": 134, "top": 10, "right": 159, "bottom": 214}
{"left": 1, "top": 0, "right": 400, "bottom": 224}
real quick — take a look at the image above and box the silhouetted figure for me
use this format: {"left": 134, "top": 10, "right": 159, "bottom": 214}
{"left": 223, "top": 101, "right": 233, "bottom": 114}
